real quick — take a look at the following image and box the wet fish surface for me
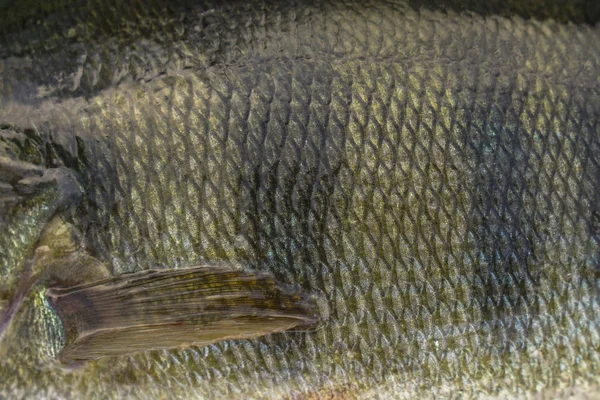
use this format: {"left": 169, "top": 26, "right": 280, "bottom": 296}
{"left": 1, "top": 0, "right": 600, "bottom": 398}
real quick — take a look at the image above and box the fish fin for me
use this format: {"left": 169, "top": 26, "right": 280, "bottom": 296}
{"left": 46, "top": 266, "right": 320, "bottom": 364}
{"left": 0, "top": 218, "right": 110, "bottom": 343}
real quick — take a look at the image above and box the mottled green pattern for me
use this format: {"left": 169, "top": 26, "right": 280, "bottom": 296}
{"left": 1, "top": 0, "right": 600, "bottom": 399}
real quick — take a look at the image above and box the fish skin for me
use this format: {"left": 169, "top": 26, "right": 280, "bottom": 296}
{"left": 1, "top": 0, "right": 600, "bottom": 399}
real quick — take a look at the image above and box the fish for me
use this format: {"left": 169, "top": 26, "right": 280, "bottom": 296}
{"left": 1, "top": 0, "right": 600, "bottom": 398}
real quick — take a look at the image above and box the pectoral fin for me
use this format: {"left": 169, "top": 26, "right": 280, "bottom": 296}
{"left": 46, "top": 266, "right": 320, "bottom": 365}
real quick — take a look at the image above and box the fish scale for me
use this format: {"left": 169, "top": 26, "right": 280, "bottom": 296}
{"left": 1, "top": 0, "right": 600, "bottom": 399}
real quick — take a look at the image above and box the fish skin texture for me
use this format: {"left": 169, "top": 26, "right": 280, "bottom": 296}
{"left": 1, "top": 0, "right": 600, "bottom": 399}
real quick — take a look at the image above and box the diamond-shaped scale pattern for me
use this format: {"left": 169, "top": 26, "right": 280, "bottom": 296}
{"left": 66, "top": 60, "right": 600, "bottom": 399}
{"left": 1, "top": 1, "right": 600, "bottom": 399}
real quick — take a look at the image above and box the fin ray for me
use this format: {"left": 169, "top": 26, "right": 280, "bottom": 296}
{"left": 46, "top": 266, "right": 319, "bottom": 364}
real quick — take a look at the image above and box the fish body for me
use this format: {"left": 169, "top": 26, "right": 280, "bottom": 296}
{"left": 1, "top": 0, "right": 600, "bottom": 398}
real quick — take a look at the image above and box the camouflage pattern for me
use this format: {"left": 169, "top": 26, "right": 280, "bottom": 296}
{"left": 1, "top": 0, "right": 600, "bottom": 398}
